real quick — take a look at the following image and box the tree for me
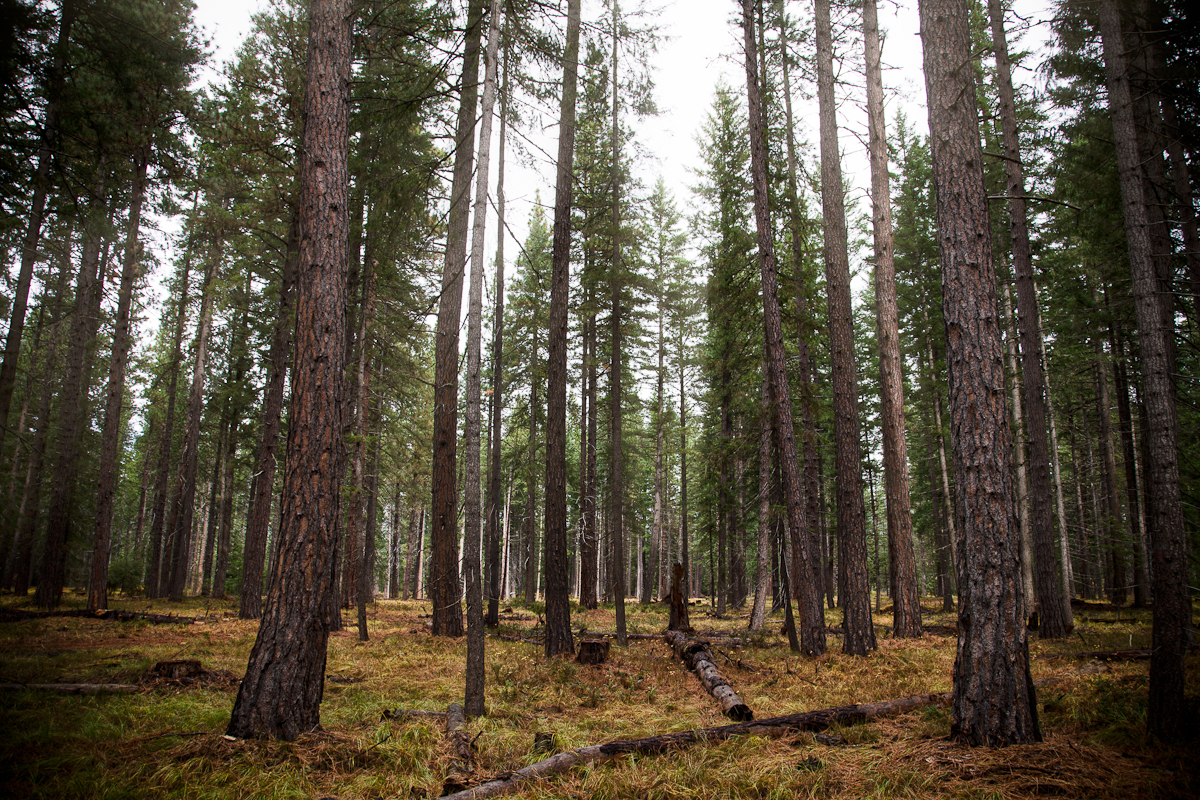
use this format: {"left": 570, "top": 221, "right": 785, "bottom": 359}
{"left": 740, "top": 0, "right": 824, "bottom": 657}
{"left": 917, "top": 0, "right": 1040, "bottom": 745}
{"left": 1096, "top": 0, "right": 1190, "bottom": 742}
{"left": 813, "top": 0, "right": 874, "bottom": 655}
{"left": 863, "top": 0, "right": 921, "bottom": 639}
{"left": 463, "top": 0, "right": 503, "bottom": 713}
{"left": 226, "top": 0, "right": 351, "bottom": 740}
{"left": 543, "top": 0, "right": 582, "bottom": 659}
{"left": 986, "top": 0, "right": 1069, "bottom": 637}
{"left": 430, "top": 0, "right": 485, "bottom": 638}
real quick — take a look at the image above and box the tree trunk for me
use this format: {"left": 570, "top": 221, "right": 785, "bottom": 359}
{"left": 863, "top": 0, "right": 921, "bottom": 638}
{"left": 431, "top": 0, "right": 485, "bottom": 638}
{"left": 226, "top": 0, "right": 350, "bottom": 740}
{"left": 988, "top": 0, "right": 1068, "bottom": 638}
{"left": 1098, "top": 0, "right": 1190, "bottom": 740}
{"left": 1039, "top": 334, "right": 1074, "bottom": 617}
{"left": 741, "top": 0, "right": 824, "bottom": 656}
{"left": 1110, "top": 324, "right": 1147, "bottom": 607}
{"left": 749, "top": 372, "right": 772, "bottom": 632}
{"left": 918, "top": 0, "right": 1040, "bottom": 744}
{"left": 814, "top": 0, "right": 874, "bottom": 656}
{"left": 239, "top": 214, "right": 297, "bottom": 619}
{"left": 88, "top": 151, "right": 148, "bottom": 611}
{"left": 580, "top": 305, "right": 599, "bottom": 609}
{"left": 167, "top": 232, "right": 222, "bottom": 603}
{"left": 1002, "top": 284, "right": 1035, "bottom": 614}
{"left": 544, "top": 0, "right": 581, "bottom": 659}
{"left": 608, "top": 0, "right": 627, "bottom": 647}
{"left": 463, "top": 0, "right": 503, "bottom": 713}
{"left": 485, "top": 29, "right": 511, "bottom": 630}
{"left": 1091, "top": 307, "right": 1124, "bottom": 608}
{"left": 36, "top": 171, "right": 110, "bottom": 611}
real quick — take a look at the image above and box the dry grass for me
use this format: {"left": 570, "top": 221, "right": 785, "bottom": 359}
{"left": 0, "top": 591, "right": 1196, "bottom": 799}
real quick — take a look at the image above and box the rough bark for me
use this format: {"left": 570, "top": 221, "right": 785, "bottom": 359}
{"left": 1097, "top": 0, "right": 1190, "bottom": 740}
{"left": 239, "top": 215, "right": 297, "bottom": 619}
{"left": 1003, "top": 284, "right": 1036, "bottom": 614}
{"left": 749, "top": 372, "right": 772, "bottom": 632}
{"left": 225, "top": 0, "right": 350, "bottom": 740}
{"left": 918, "top": 0, "right": 1040, "bottom": 745}
{"left": 430, "top": 0, "right": 485, "bottom": 638}
{"left": 664, "top": 630, "right": 752, "bottom": 721}
{"left": 741, "top": 0, "right": 824, "bottom": 656}
{"left": 543, "top": 0, "right": 581, "bottom": 659}
{"left": 815, "top": 0, "right": 874, "bottom": 656}
{"left": 863, "top": 0, "right": 921, "bottom": 638}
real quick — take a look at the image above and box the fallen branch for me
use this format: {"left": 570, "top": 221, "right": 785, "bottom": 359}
{"left": 0, "top": 682, "right": 140, "bottom": 694}
{"left": 664, "top": 630, "right": 753, "bottom": 721}
{"left": 0, "top": 608, "right": 199, "bottom": 625}
{"left": 446, "top": 702, "right": 474, "bottom": 772}
{"left": 441, "top": 692, "right": 949, "bottom": 800}
{"left": 1070, "top": 648, "right": 1151, "bottom": 661}
{"left": 381, "top": 708, "right": 449, "bottom": 722}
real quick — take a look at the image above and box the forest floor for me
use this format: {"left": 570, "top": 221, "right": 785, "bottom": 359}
{"left": 0, "top": 591, "right": 1196, "bottom": 799}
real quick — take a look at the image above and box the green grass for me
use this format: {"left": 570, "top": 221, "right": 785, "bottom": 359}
{"left": 0, "top": 593, "right": 1196, "bottom": 799}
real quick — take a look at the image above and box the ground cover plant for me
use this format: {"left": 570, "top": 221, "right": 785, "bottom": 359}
{"left": 1, "top": 593, "right": 1196, "bottom": 799}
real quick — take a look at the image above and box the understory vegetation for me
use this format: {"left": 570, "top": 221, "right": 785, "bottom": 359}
{"left": 2, "top": 595, "right": 1196, "bottom": 799}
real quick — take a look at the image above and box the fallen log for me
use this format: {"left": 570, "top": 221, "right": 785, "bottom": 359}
{"left": 381, "top": 708, "right": 449, "bottom": 722}
{"left": 0, "top": 682, "right": 139, "bottom": 694}
{"left": 1070, "top": 648, "right": 1151, "bottom": 661}
{"left": 664, "top": 630, "right": 753, "bottom": 721}
{"left": 446, "top": 702, "right": 473, "bottom": 772}
{"left": 0, "top": 608, "right": 199, "bottom": 625}
{"left": 441, "top": 692, "right": 949, "bottom": 800}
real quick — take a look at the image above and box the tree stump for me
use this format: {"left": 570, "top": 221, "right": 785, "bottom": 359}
{"left": 151, "top": 660, "right": 204, "bottom": 680}
{"left": 576, "top": 639, "right": 610, "bottom": 665}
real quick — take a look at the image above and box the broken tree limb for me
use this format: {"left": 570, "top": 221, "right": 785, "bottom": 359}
{"left": 440, "top": 692, "right": 949, "bottom": 800}
{"left": 664, "top": 630, "right": 753, "bottom": 721}
{"left": 0, "top": 682, "right": 139, "bottom": 694}
{"left": 0, "top": 608, "right": 200, "bottom": 624}
{"left": 381, "top": 708, "right": 449, "bottom": 722}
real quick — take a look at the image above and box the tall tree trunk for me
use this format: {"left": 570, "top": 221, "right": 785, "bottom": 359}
{"left": 741, "top": 0, "right": 824, "bottom": 656}
{"left": 581, "top": 304, "right": 599, "bottom": 609}
{"left": 918, "top": 0, "right": 1039, "bottom": 744}
{"left": 485, "top": 27, "right": 511, "bottom": 630}
{"left": 988, "top": 0, "right": 1068, "bottom": 637}
{"left": 226, "top": 0, "right": 350, "bottom": 739}
{"left": 201, "top": 419, "right": 226, "bottom": 597}
{"left": 1091, "top": 300, "right": 1125, "bottom": 607}
{"left": 814, "top": 0, "right": 874, "bottom": 656}
{"left": 775, "top": 4, "right": 821, "bottom": 607}
{"left": 239, "top": 216, "right": 297, "bottom": 619}
{"left": 544, "top": 0, "right": 581, "bottom": 659}
{"left": 431, "top": 0, "right": 485, "bottom": 638}
{"left": 167, "top": 232, "right": 221, "bottom": 603}
{"left": 1039, "top": 334, "right": 1074, "bottom": 616}
{"left": 863, "top": 0, "right": 921, "bottom": 638}
{"left": 1002, "top": 284, "right": 1035, "bottom": 614}
{"left": 88, "top": 150, "right": 149, "bottom": 611}
{"left": 5, "top": 241, "right": 71, "bottom": 593}
{"left": 609, "top": 0, "right": 627, "bottom": 647}
{"left": 36, "top": 170, "right": 110, "bottom": 611}
{"left": 463, "top": 0, "right": 503, "bottom": 712}
{"left": 0, "top": 0, "right": 77, "bottom": 438}
{"left": 1111, "top": 324, "right": 1147, "bottom": 607}
{"left": 1098, "top": 0, "right": 1190, "bottom": 740}
{"left": 750, "top": 372, "right": 772, "bottom": 632}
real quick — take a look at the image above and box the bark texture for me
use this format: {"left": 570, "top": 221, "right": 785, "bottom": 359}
{"left": 225, "top": 0, "right": 350, "bottom": 739}
{"left": 918, "top": 0, "right": 1040, "bottom": 745}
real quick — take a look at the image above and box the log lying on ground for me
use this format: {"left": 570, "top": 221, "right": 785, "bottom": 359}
{"left": 1070, "top": 648, "right": 1151, "bottom": 661}
{"left": 664, "top": 630, "right": 753, "bottom": 721}
{"left": 441, "top": 692, "right": 949, "bottom": 800}
{"left": 0, "top": 608, "right": 200, "bottom": 625}
{"left": 446, "top": 702, "right": 473, "bottom": 771}
{"left": 382, "top": 708, "right": 449, "bottom": 722}
{"left": 0, "top": 682, "right": 139, "bottom": 694}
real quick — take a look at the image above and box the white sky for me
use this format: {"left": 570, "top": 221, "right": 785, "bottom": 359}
{"left": 188, "top": 0, "right": 1053, "bottom": 301}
